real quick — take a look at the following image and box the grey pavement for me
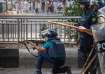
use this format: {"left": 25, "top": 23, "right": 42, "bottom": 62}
{"left": 0, "top": 68, "right": 81, "bottom": 74}
{"left": 0, "top": 47, "right": 81, "bottom": 74}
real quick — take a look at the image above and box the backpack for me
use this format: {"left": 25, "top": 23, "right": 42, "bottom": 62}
{"left": 48, "top": 39, "right": 66, "bottom": 59}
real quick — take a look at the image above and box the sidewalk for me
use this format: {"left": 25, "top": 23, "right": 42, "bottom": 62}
{"left": 1, "top": 11, "right": 63, "bottom": 16}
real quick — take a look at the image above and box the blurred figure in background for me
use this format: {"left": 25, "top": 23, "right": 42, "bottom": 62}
{"left": 15, "top": 0, "right": 23, "bottom": 14}
{"left": 31, "top": 0, "right": 36, "bottom": 13}
{"left": 41, "top": 0, "right": 45, "bottom": 13}
{"left": 47, "top": 0, "right": 54, "bottom": 14}
{"left": 53, "top": 0, "right": 58, "bottom": 13}
{"left": 23, "top": 0, "right": 30, "bottom": 13}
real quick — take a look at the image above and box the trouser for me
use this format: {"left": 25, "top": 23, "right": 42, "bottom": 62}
{"left": 103, "top": 53, "right": 105, "bottom": 66}
{"left": 41, "top": 2, "right": 45, "bottom": 12}
{"left": 36, "top": 53, "right": 67, "bottom": 74}
{"left": 48, "top": 6, "right": 54, "bottom": 13}
{"left": 78, "top": 48, "right": 91, "bottom": 68}
{"left": 78, "top": 47, "right": 98, "bottom": 74}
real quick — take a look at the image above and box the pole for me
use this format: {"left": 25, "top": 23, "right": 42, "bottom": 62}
{"left": 48, "top": 21, "right": 93, "bottom": 36}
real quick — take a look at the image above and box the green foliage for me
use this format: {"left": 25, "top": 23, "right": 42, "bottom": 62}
{"left": 63, "top": 0, "right": 80, "bottom": 41}
{"left": 64, "top": 0, "right": 82, "bottom": 16}
{"left": 64, "top": 0, "right": 83, "bottom": 23}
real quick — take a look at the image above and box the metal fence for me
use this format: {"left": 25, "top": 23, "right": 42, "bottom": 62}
{"left": 0, "top": 15, "right": 80, "bottom": 43}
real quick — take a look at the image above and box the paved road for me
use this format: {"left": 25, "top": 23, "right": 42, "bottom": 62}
{"left": 0, "top": 68, "right": 81, "bottom": 74}
{"left": 0, "top": 47, "right": 81, "bottom": 74}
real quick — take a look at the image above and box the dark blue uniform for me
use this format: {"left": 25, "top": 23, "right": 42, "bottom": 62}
{"left": 78, "top": 10, "right": 97, "bottom": 68}
{"left": 36, "top": 38, "right": 66, "bottom": 74}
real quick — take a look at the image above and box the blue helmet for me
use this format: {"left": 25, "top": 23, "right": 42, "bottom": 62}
{"left": 41, "top": 28, "right": 58, "bottom": 38}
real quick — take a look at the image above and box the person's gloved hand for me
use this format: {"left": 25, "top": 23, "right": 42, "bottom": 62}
{"left": 78, "top": 26, "right": 87, "bottom": 32}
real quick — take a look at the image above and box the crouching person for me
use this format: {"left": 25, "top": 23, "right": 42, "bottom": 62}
{"left": 33, "top": 29, "right": 71, "bottom": 74}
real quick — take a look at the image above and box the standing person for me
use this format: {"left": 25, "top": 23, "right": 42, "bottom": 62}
{"left": 15, "top": 0, "right": 22, "bottom": 14}
{"left": 33, "top": 29, "right": 71, "bottom": 74}
{"left": 98, "top": 6, "right": 105, "bottom": 68}
{"left": 47, "top": 0, "right": 54, "bottom": 13}
{"left": 77, "top": 1, "right": 98, "bottom": 74}
{"left": 53, "top": 0, "right": 58, "bottom": 13}
{"left": 23, "top": 0, "right": 29, "bottom": 13}
{"left": 31, "top": 0, "right": 35, "bottom": 13}
{"left": 41, "top": 0, "right": 45, "bottom": 13}
{"left": 62, "top": 0, "right": 66, "bottom": 6}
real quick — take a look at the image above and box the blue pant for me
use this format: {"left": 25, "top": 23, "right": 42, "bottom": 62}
{"left": 36, "top": 53, "right": 65, "bottom": 72}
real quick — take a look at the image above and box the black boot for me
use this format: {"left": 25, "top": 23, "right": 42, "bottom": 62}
{"left": 66, "top": 66, "right": 72, "bottom": 74}
{"left": 52, "top": 68, "right": 59, "bottom": 74}
{"left": 52, "top": 66, "right": 72, "bottom": 74}
{"left": 36, "top": 71, "right": 42, "bottom": 74}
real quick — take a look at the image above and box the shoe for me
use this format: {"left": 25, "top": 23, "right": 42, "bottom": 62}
{"left": 52, "top": 66, "right": 72, "bottom": 74}
{"left": 36, "top": 71, "right": 42, "bottom": 74}
{"left": 66, "top": 66, "right": 72, "bottom": 74}
{"left": 62, "top": 66, "right": 72, "bottom": 74}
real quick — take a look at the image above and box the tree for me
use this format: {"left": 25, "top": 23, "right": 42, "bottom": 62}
{"left": 64, "top": 0, "right": 82, "bottom": 16}
{"left": 64, "top": 0, "right": 83, "bottom": 22}
{"left": 63, "top": 0, "right": 81, "bottom": 42}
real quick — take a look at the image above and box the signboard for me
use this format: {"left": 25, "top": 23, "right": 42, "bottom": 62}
{"left": 97, "top": 40, "right": 105, "bottom": 52}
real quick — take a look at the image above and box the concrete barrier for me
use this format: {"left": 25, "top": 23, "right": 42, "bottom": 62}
{"left": 0, "top": 48, "right": 19, "bottom": 68}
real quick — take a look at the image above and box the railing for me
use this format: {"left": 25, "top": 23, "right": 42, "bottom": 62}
{"left": 0, "top": 15, "right": 81, "bottom": 43}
